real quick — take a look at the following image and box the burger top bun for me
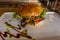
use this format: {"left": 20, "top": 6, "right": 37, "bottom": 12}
{"left": 17, "top": 2, "right": 44, "bottom": 17}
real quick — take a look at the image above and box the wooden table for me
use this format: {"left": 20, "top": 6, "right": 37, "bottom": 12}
{"left": 0, "top": 7, "right": 17, "bottom": 16}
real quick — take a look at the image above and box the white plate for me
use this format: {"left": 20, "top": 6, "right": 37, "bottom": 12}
{"left": 0, "top": 12, "right": 60, "bottom": 40}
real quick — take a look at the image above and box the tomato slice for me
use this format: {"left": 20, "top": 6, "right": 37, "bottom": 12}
{"left": 34, "top": 18, "right": 45, "bottom": 24}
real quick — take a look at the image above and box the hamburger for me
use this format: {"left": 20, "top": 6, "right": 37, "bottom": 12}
{"left": 13, "top": 2, "right": 46, "bottom": 27}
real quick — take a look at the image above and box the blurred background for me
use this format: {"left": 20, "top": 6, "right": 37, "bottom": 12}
{"left": 0, "top": 0, "right": 60, "bottom": 15}
{"left": 39, "top": 0, "right": 60, "bottom": 14}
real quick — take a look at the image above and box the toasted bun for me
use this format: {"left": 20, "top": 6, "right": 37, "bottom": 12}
{"left": 17, "top": 2, "right": 44, "bottom": 17}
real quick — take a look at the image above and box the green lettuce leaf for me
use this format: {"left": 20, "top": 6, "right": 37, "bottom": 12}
{"left": 40, "top": 10, "right": 46, "bottom": 18}
{"left": 13, "top": 12, "right": 23, "bottom": 20}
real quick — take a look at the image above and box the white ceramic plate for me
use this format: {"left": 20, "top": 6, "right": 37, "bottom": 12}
{"left": 0, "top": 12, "right": 60, "bottom": 40}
